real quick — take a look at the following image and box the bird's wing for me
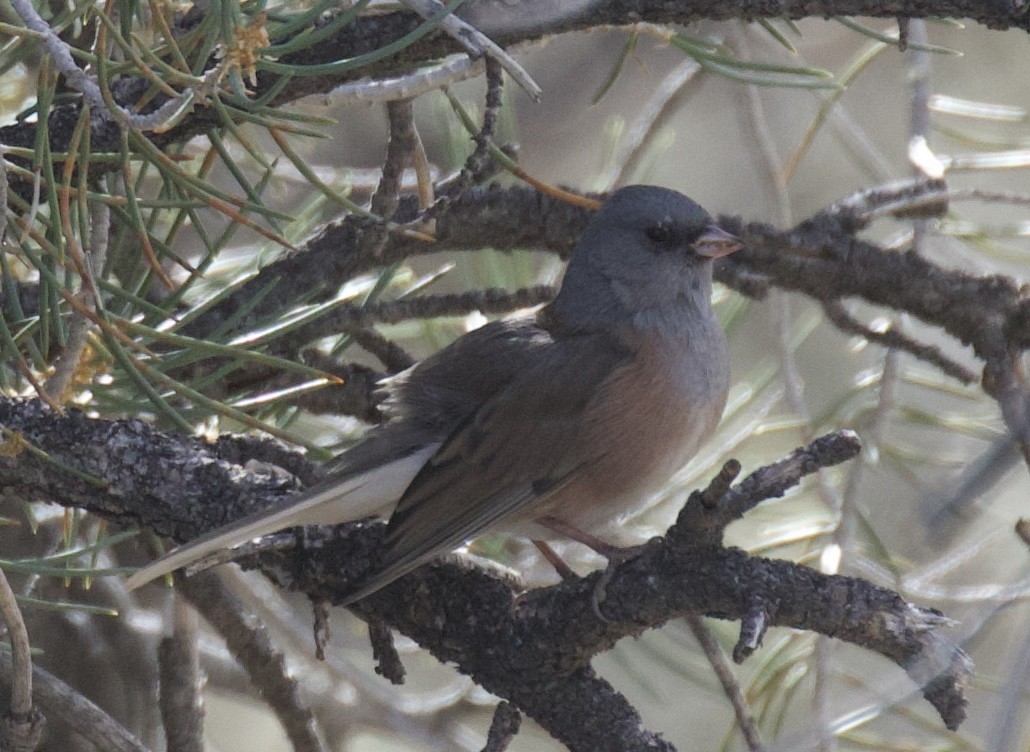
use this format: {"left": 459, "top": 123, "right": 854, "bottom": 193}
{"left": 125, "top": 319, "right": 554, "bottom": 593}
{"left": 340, "top": 333, "right": 630, "bottom": 603}
{"left": 123, "top": 428, "right": 440, "bottom": 592}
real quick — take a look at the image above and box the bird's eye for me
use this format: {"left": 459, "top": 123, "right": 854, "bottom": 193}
{"left": 645, "top": 222, "right": 674, "bottom": 243}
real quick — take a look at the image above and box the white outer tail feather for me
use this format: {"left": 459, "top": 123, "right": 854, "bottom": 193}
{"left": 124, "top": 446, "right": 437, "bottom": 591}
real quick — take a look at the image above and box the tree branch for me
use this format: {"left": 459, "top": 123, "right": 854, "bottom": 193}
{"left": 165, "top": 182, "right": 1016, "bottom": 424}
{"left": 0, "top": 400, "right": 971, "bottom": 749}
{"left": 2, "top": 1, "right": 1026, "bottom": 175}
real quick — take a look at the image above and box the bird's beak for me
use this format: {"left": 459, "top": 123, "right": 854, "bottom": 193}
{"left": 692, "top": 226, "right": 742, "bottom": 258}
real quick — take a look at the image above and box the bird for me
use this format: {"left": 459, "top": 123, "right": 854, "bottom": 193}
{"left": 125, "top": 185, "right": 741, "bottom": 603}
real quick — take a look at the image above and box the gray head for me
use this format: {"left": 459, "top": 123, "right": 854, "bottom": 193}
{"left": 548, "top": 186, "right": 739, "bottom": 330}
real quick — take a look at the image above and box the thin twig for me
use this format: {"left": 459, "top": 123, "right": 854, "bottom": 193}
{"left": 0, "top": 146, "right": 7, "bottom": 244}
{"left": 343, "top": 98, "right": 426, "bottom": 369}
{"left": 368, "top": 616, "right": 406, "bottom": 684}
{"left": 9, "top": 0, "right": 226, "bottom": 132}
{"left": 0, "top": 567, "right": 43, "bottom": 752}
{"left": 158, "top": 599, "right": 205, "bottom": 752}
{"left": 684, "top": 613, "right": 765, "bottom": 752}
{"left": 371, "top": 100, "right": 417, "bottom": 219}
{"left": 733, "top": 32, "right": 840, "bottom": 747}
{"left": 309, "top": 286, "right": 555, "bottom": 336}
{"left": 984, "top": 620, "right": 1030, "bottom": 752}
{"left": 180, "top": 573, "right": 330, "bottom": 752}
{"left": 837, "top": 19, "right": 929, "bottom": 600}
{"left": 983, "top": 357, "right": 1030, "bottom": 511}
{"left": 601, "top": 55, "right": 702, "bottom": 191}
{"left": 821, "top": 177, "right": 949, "bottom": 229}
{"left": 822, "top": 301, "right": 976, "bottom": 383}
{"left": 673, "top": 431, "right": 864, "bottom": 539}
{"left": 345, "top": 323, "right": 417, "bottom": 373}
{"left": 482, "top": 701, "right": 521, "bottom": 752}
{"left": 9, "top": 0, "right": 112, "bottom": 119}
{"left": 397, "top": 0, "right": 541, "bottom": 100}
{"left": 422, "top": 55, "right": 505, "bottom": 223}
{"left": 325, "top": 54, "right": 485, "bottom": 105}
{"left": 409, "top": 113, "right": 435, "bottom": 224}
{"left": 952, "top": 188, "right": 1030, "bottom": 208}
{"left": 213, "top": 568, "right": 475, "bottom": 748}
{"left": 907, "top": 18, "right": 935, "bottom": 216}
{"left": 290, "top": 356, "right": 386, "bottom": 422}
{"left": 44, "top": 176, "right": 111, "bottom": 400}
{"left": 0, "top": 651, "right": 146, "bottom": 752}
{"left": 925, "top": 434, "right": 1020, "bottom": 528}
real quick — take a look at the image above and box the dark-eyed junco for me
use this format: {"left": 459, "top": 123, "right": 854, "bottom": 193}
{"left": 125, "top": 185, "right": 741, "bottom": 602}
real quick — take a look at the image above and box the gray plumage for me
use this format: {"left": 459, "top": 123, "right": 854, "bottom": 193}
{"left": 125, "top": 185, "right": 740, "bottom": 601}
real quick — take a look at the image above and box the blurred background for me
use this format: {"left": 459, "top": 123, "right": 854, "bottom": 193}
{"left": 1, "top": 4, "right": 1029, "bottom": 751}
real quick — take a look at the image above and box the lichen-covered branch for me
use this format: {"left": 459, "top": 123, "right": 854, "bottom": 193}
{"left": 0, "top": 401, "right": 971, "bottom": 749}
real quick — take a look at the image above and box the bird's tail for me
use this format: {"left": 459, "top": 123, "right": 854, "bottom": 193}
{"left": 124, "top": 447, "right": 434, "bottom": 591}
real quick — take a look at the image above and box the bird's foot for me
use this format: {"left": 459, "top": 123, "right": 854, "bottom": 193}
{"left": 590, "top": 543, "right": 648, "bottom": 623}
{"left": 536, "top": 515, "right": 648, "bottom": 622}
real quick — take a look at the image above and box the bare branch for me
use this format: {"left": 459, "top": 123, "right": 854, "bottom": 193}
{"left": 5, "top": 1, "right": 1027, "bottom": 171}
{"left": 482, "top": 702, "right": 521, "bottom": 752}
{"left": 0, "top": 567, "right": 43, "bottom": 752}
{"left": 0, "top": 402, "right": 969, "bottom": 746}
{"left": 157, "top": 602, "right": 205, "bottom": 752}
{"left": 0, "top": 652, "right": 150, "bottom": 752}
{"left": 180, "top": 573, "right": 330, "bottom": 752}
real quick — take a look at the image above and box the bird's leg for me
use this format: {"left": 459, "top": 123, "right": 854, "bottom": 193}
{"left": 537, "top": 515, "right": 649, "bottom": 622}
{"left": 537, "top": 515, "right": 647, "bottom": 560}
{"left": 531, "top": 540, "right": 577, "bottom": 580}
